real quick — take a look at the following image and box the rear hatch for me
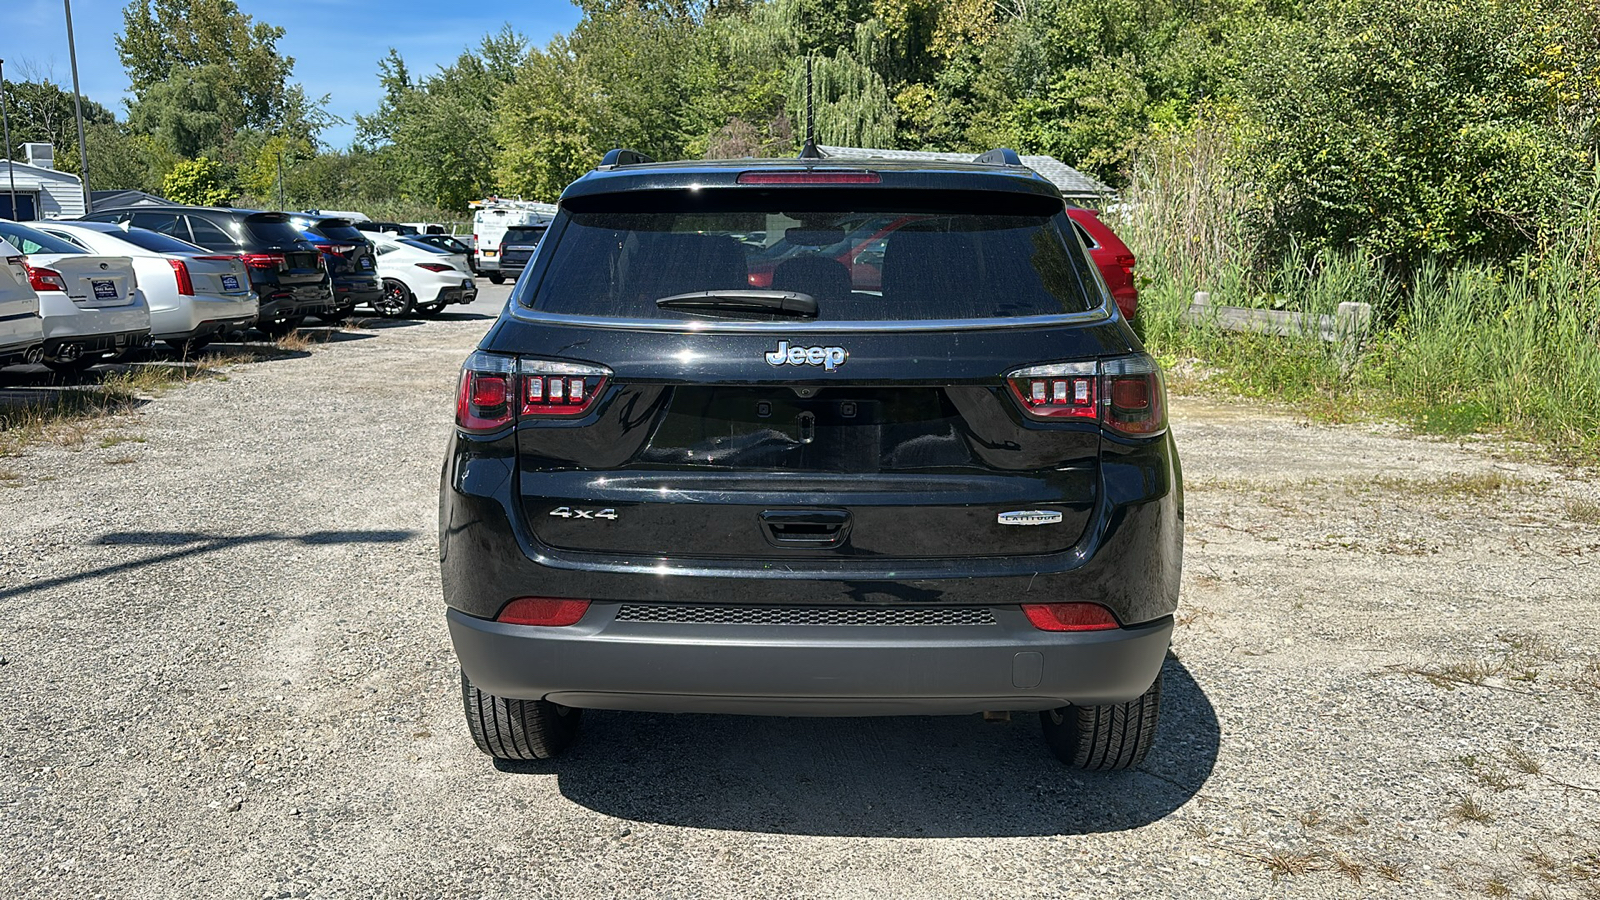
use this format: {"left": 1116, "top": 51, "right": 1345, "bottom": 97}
{"left": 484, "top": 182, "right": 1138, "bottom": 564}
{"left": 240, "top": 213, "right": 324, "bottom": 291}
{"left": 499, "top": 225, "right": 547, "bottom": 271}
{"left": 41, "top": 255, "right": 139, "bottom": 308}
{"left": 306, "top": 219, "right": 378, "bottom": 280}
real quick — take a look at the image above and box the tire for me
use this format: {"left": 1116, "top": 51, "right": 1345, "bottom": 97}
{"left": 43, "top": 355, "right": 100, "bottom": 374}
{"left": 257, "top": 317, "right": 305, "bottom": 338}
{"left": 461, "top": 670, "right": 581, "bottom": 761}
{"left": 375, "top": 279, "right": 414, "bottom": 318}
{"left": 417, "top": 300, "right": 447, "bottom": 317}
{"left": 488, "top": 273, "right": 506, "bottom": 285}
{"left": 320, "top": 304, "right": 356, "bottom": 323}
{"left": 166, "top": 336, "right": 212, "bottom": 356}
{"left": 1039, "top": 672, "right": 1161, "bottom": 770}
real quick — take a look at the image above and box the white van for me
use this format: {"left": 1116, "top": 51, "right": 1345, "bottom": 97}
{"left": 471, "top": 201, "right": 556, "bottom": 284}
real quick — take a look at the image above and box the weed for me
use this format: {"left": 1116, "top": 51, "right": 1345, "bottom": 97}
{"left": 1453, "top": 796, "right": 1494, "bottom": 824}
{"left": 274, "top": 330, "right": 315, "bottom": 352}
{"left": 1376, "top": 861, "right": 1407, "bottom": 882}
{"left": 105, "top": 455, "right": 138, "bottom": 465}
{"left": 1506, "top": 745, "right": 1543, "bottom": 776}
{"left": 1356, "top": 471, "right": 1539, "bottom": 500}
{"left": 1567, "top": 499, "right": 1600, "bottom": 524}
{"left": 1264, "top": 850, "right": 1320, "bottom": 880}
{"left": 1297, "top": 808, "right": 1326, "bottom": 829}
{"left": 98, "top": 434, "right": 146, "bottom": 449}
{"left": 1483, "top": 876, "right": 1512, "bottom": 897}
{"left": 1332, "top": 853, "right": 1364, "bottom": 884}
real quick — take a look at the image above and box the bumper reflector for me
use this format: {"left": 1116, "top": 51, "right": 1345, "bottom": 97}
{"left": 496, "top": 597, "right": 591, "bottom": 627}
{"left": 1021, "top": 602, "right": 1120, "bottom": 631}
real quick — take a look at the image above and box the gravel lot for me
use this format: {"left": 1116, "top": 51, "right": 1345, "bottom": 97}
{"left": 2, "top": 283, "right": 1597, "bottom": 898}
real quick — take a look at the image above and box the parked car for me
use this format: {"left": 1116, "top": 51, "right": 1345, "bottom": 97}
{"left": 287, "top": 215, "right": 382, "bottom": 321}
{"left": 496, "top": 224, "right": 547, "bottom": 282}
{"left": 368, "top": 233, "right": 477, "bottom": 317}
{"left": 35, "top": 222, "right": 256, "bottom": 353}
{"left": 0, "top": 219, "right": 150, "bottom": 371}
{"left": 471, "top": 204, "right": 552, "bottom": 284}
{"left": 352, "top": 221, "right": 418, "bottom": 237}
{"left": 82, "top": 206, "right": 332, "bottom": 336}
{"left": 439, "top": 150, "right": 1181, "bottom": 768}
{"left": 0, "top": 238, "right": 46, "bottom": 367}
{"left": 1067, "top": 208, "right": 1138, "bottom": 321}
{"left": 396, "top": 235, "right": 471, "bottom": 274}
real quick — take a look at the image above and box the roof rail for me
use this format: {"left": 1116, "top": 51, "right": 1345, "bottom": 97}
{"left": 974, "top": 148, "right": 1024, "bottom": 167}
{"left": 597, "top": 148, "right": 657, "bottom": 169}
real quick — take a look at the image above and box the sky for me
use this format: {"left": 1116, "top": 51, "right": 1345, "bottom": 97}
{"left": 1, "top": 0, "right": 585, "bottom": 149}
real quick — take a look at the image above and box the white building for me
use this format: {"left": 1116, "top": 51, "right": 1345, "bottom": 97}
{"left": 1, "top": 143, "right": 87, "bottom": 221}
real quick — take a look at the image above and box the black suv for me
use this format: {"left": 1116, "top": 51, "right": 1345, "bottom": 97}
{"left": 287, "top": 215, "right": 382, "bottom": 320}
{"left": 439, "top": 149, "right": 1182, "bottom": 769}
{"left": 83, "top": 206, "right": 333, "bottom": 335}
{"left": 496, "top": 224, "right": 548, "bottom": 282}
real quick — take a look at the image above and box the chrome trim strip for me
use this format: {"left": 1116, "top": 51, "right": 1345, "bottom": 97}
{"left": 503, "top": 305, "right": 1113, "bottom": 333}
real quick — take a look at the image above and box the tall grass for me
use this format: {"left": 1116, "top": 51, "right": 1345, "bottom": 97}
{"left": 1114, "top": 124, "right": 1600, "bottom": 459}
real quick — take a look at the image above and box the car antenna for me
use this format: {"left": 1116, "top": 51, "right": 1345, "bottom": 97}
{"left": 799, "top": 55, "right": 821, "bottom": 160}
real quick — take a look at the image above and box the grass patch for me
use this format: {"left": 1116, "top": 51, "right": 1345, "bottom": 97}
{"left": 1452, "top": 795, "right": 1494, "bottom": 824}
{"left": 273, "top": 330, "right": 316, "bottom": 352}
{"left": 98, "top": 434, "right": 146, "bottom": 449}
{"left": 1263, "top": 849, "right": 1320, "bottom": 880}
{"left": 1566, "top": 499, "right": 1600, "bottom": 524}
{"left": 1353, "top": 471, "right": 1540, "bottom": 500}
{"left": 0, "top": 359, "right": 229, "bottom": 456}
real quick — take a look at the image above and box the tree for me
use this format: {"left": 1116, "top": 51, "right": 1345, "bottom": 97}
{"left": 163, "top": 157, "right": 234, "bottom": 205}
{"left": 0, "top": 75, "right": 116, "bottom": 163}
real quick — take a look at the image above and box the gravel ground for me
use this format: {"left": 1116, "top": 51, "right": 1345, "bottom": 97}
{"left": 2, "top": 283, "right": 1597, "bottom": 899}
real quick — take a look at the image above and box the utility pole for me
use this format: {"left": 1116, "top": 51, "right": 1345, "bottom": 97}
{"left": 276, "top": 150, "right": 285, "bottom": 210}
{"left": 63, "top": 0, "right": 93, "bottom": 213}
{"left": 0, "top": 58, "right": 18, "bottom": 220}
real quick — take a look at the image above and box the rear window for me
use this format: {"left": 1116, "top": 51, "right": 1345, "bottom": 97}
{"left": 310, "top": 221, "right": 369, "bottom": 243}
{"left": 244, "top": 216, "right": 311, "bottom": 247}
{"left": 0, "top": 221, "right": 83, "bottom": 255}
{"left": 521, "top": 189, "right": 1102, "bottom": 322}
{"left": 120, "top": 228, "right": 206, "bottom": 254}
{"left": 503, "top": 227, "right": 547, "bottom": 245}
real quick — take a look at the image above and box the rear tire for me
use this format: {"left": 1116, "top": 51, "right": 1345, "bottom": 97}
{"left": 488, "top": 273, "right": 506, "bottom": 285}
{"left": 43, "top": 355, "right": 100, "bottom": 374}
{"left": 375, "top": 279, "right": 414, "bottom": 318}
{"left": 166, "top": 336, "right": 212, "bottom": 356}
{"left": 1040, "top": 672, "right": 1161, "bottom": 770}
{"left": 257, "top": 317, "right": 304, "bottom": 338}
{"left": 417, "top": 300, "right": 447, "bottom": 316}
{"left": 461, "top": 670, "right": 581, "bottom": 761}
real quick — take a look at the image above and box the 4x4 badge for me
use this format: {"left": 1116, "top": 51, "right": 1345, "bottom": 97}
{"left": 765, "top": 341, "right": 847, "bottom": 372}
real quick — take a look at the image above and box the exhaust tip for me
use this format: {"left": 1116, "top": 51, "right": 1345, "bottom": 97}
{"left": 24, "top": 346, "right": 44, "bottom": 364}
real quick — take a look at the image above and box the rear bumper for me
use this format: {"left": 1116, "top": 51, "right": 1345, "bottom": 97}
{"left": 449, "top": 605, "right": 1172, "bottom": 714}
{"left": 150, "top": 295, "right": 259, "bottom": 340}
{"left": 428, "top": 282, "right": 479, "bottom": 305}
{"left": 332, "top": 278, "right": 382, "bottom": 309}
{"left": 258, "top": 284, "right": 333, "bottom": 321}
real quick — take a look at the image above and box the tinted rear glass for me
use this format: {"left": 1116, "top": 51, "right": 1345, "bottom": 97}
{"left": 0, "top": 221, "right": 83, "bottom": 255}
{"left": 244, "top": 216, "right": 311, "bottom": 247}
{"left": 119, "top": 228, "right": 206, "bottom": 254}
{"left": 311, "top": 222, "right": 369, "bottom": 243}
{"left": 503, "top": 227, "right": 547, "bottom": 244}
{"left": 522, "top": 189, "right": 1102, "bottom": 321}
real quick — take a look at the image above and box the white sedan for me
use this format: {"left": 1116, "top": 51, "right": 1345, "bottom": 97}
{"left": 39, "top": 221, "right": 257, "bottom": 353}
{"left": 0, "top": 219, "right": 149, "bottom": 372}
{"left": 0, "top": 238, "right": 46, "bottom": 367}
{"left": 369, "top": 233, "right": 477, "bottom": 317}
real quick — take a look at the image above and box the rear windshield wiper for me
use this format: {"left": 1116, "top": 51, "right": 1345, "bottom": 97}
{"left": 655, "top": 290, "right": 818, "bottom": 318}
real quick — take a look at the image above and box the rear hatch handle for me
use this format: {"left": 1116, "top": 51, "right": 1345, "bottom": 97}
{"left": 759, "top": 509, "right": 852, "bottom": 548}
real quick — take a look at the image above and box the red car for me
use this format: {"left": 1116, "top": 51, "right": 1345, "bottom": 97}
{"left": 1066, "top": 208, "right": 1139, "bottom": 321}
{"left": 747, "top": 209, "right": 1139, "bottom": 320}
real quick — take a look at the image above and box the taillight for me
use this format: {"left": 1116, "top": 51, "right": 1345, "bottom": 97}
{"left": 24, "top": 263, "right": 67, "bottom": 292}
{"left": 1100, "top": 355, "right": 1167, "bottom": 437}
{"left": 1006, "top": 362, "right": 1098, "bottom": 420}
{"left": 456, "top": 351, "right": 610, "bottom": 433}
{"left": 239, "top": 253, "right": 285, "bottom": 270}
{"left": 496, "top": 597, "right": 590, "bottom": 626}
{"left": 1021, "top": 602, "right": 1120, "bottom": 631}
{"left": 520, "top": 358, "right": 609, "bottom": 417}
{"left": 1116, "top": 253, "right": 1136, "bottom": 276}
{"left": 415, "top": 262, "right": 453, "bottom": 273}
{"left": 168, "top": 259, "right": 194, "bottom": 295}
{"left": 1006, "top": 354, "right": 1168, "bottom": 436}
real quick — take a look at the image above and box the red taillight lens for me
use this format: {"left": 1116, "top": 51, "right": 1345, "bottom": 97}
{"left": 1006, "top": 363, "right": 1098, "bottom": 420}
{"left": 1021, "top": 602, "right": 1120, "bottom": 631}
{"left": 239, "top": 253, "right": 285, "bottom": 270}
{"left": 24, "top": 263, "right": 67, "bottom": 292}
{"left": 1006, "top": 355, "right": 1168, "bottom": 435}
{"left": 415, "top": 263, "right": 453, "bottom": 273}
{"left": 737, "top": 170, "right": 882, "bottom": 185}
{"left": 457, "top": 352, "right": 611, "bottom": 431}
{"left": 1101, "top": 356, "right": 1167, "bottom": 437}
{"left": 168, "top": 259, "right": 194, "bottom": 295}
{"left": 496, "top": 597, "right": 590, "bottom": 627}
{"left": 1116, "top": 253, "right": 1136, "bottom": 276}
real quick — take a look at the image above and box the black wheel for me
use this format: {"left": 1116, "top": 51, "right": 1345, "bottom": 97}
{"left": 165, "top": 336, "right": 212, "bottom": 356}
{"left": 320, "top": 304, "right": 356, "bottom": 323}
{"left": 1040, "top": 672, "right": 1161, "bottom": 770}
{"left": 375, "top": 279, "right": 414, "bottom": 317}
{"left": 417, "top": 300, "right": 447, "bottom": 317}
{"left": 257, "top": 317, "right": 305, "bottom": 338}
{"left": 488, "top": 273, "right": 506, "bottom": 285}
{"left": 43, "top": 355, "right": 100, "bottom": 374}
{"left": 461, "top": 670, "right": 581, "bottom": 761}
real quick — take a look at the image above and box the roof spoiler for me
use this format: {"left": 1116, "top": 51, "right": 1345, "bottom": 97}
{"left": 974, "top": 148, "right": 1024, "bottom": 166}
{"left": 597, "top": 148, "right": 656, "bottom": 169}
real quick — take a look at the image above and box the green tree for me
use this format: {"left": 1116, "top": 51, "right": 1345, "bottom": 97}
{"left": 0, "top": 76, "right": 116, "bottom": 163}
{"left": 163, "top": 157, "right": 234, "bottom": 205}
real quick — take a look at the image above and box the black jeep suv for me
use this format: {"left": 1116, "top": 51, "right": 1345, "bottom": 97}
{"left": 439, "top": 149, "right": 1182, "bottom": 769}
{"left": 83, "top": 206, "right": 334, "bottom": 335}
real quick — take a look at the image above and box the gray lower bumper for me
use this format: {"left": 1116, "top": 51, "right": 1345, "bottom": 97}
{"left": 448, "top": 605, "right": 1172, "bottom": 716}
